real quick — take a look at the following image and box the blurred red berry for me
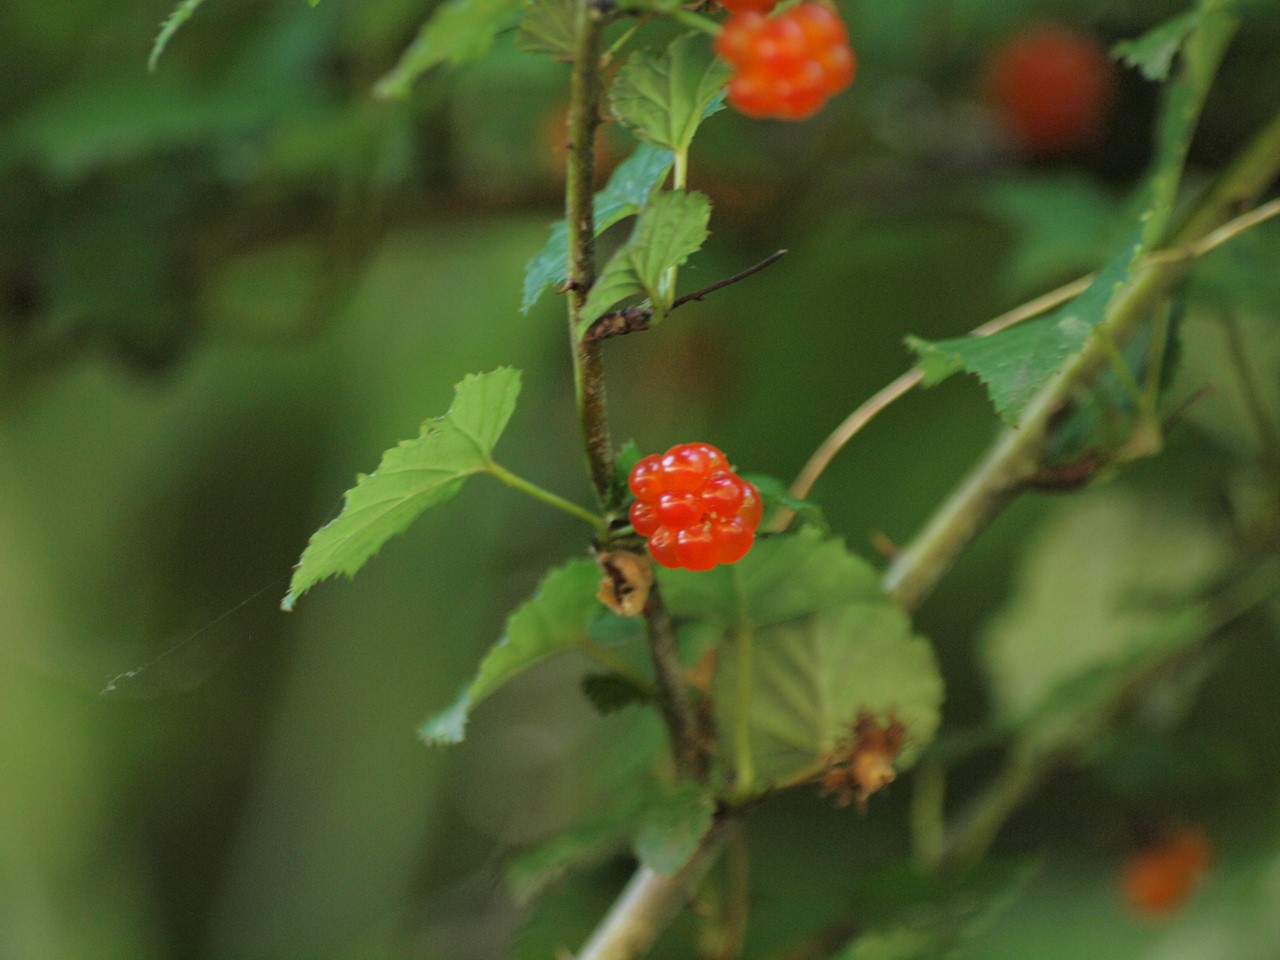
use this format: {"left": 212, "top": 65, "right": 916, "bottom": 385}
{"left": 1121, "top": 826, "right": 1212, "bottom": 918}
{"left": 984, "top": 25, "right": 1114, "bottom": 156}
{"left": 715, "top": 4, "right": 856, "bottom": 121}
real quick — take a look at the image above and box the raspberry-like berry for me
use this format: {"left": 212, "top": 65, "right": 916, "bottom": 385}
{"left": 983, "top": 25, "right": 1113, "bottom": 156}
{"left": 628, "top": 443, "right": 763, "bottom": 571}
{"left": 715, "top": 4, "right": 856, "bottom": 121}
{"left": 1120, "top": 826, "right": 1212, "bottom": 918}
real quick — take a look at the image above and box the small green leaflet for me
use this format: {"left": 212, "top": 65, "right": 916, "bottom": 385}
{"left": 522, "top": 143, "right": 675, "bottom": 313}
{"left": 1114, "top": 9, "right": 1203, "bottom": 81}
{"left": 421, "top": 559, "right": 616, "bottom": 745}
{"left": 148, "top": 0, "right": 210, "bottom": 71}
{"left": 908, "top": 233, "right": 1142, "bottom": 425}
{"left": 662, "top": 530, "right": 943, "bottom": 790}
{"left": 517, "top": 0, "right": 576, "bottom": 60}
{"left": 282, "top": 368, "right": 521, "bottom": 610}
{"left": 578, "top": 189, "right": 711, "bottom": 335}
{"left": 610, "top": 33, "right": 731, "bottom": 154}
{"left": 374, "top": 0, "right": 526, "bottom": 100}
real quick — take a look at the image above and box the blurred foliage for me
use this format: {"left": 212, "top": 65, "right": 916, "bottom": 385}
{"left": 1, "top": 0, "right": 1279, "bottom": 958}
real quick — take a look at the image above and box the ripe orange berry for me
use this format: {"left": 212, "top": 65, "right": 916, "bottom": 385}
{"left": 715, "top": 4, "right": 856, "bottom": 121}
{"left": 1121, "top": 826, "right": 1212, "bottom": 917}
{"left": 983, "top": 25, "right": 1114, "bottom": 156}
{"left": 628, "top": 443, "right": 762, "bottom": 570}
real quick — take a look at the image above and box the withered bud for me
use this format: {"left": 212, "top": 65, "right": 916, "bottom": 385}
{"left": 819, "top": 711, "right": 907, "bottom": 813}
{"left": 596, "top": 550, "right": 653, "bottom": 617}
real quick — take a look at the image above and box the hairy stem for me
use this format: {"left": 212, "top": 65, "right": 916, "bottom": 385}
{"left": 644, "top": 582, "right": 711, "bottom": 781}
{"left": 567, "top": 0, "right": 615, "bottom": 504}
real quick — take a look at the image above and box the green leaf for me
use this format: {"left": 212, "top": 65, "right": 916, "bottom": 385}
{"left": 980, "top": 490, "right": 1233, "bottom": 750}
{"left": 661, "top": 527, "right": 880, "bottom": 625}
{"left": 578, "top": 189, "right": 711, "bottom": 333}
{"left": 661, "top": 531, "right": 942, "bottom": 787}
{"left": 1141, "top": 0, "right": 1237, "bottom": 248}
{"left": 283, "top": 368, "right": 521, "bottom": 609}
{"left": 610, "top": 33, "right": 731, "bottom": 153}
{"left": 633, "top": 781, "right": 715, "bottom": 875}
{"left": 907, "top": 233, "right": 1142, "bottom": 424}
{"left": 521, "top": 143, "right": 674, "bottom": 313}
{"left": 717, "top": 599, "right": 943, "bottom": 785}
{"left": 149, "top": 0, "right": 211, "bottom": 71}
{"left": 373, "top": 0, "right": 527, "bottom": 100}
{"left": 421, "top": 559, "right": 610, "bottom": 745}
{"left": 1113, "top": 10, "right": 1202, "bottom": 81}
{"left": 517, "top": 0, "right": 577, "bottom": 60}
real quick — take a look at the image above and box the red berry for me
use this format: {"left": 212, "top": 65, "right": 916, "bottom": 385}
{"left": 629, "top": 499, "right": 660, "bottom": 537}
{"left": 627, "top": 443, "right": 763, "bottom": 571}
{"left": 1121, "top": 827, "right": 1211, "bottom": 918}
{"left": 984, "top": 25, "right": 1113, "bottom": 156}
{"left": 715, "top": 3, "right": 856, "bottom": 121}
{"left": 720, "top": 0, "right": 777, "bottom": 14}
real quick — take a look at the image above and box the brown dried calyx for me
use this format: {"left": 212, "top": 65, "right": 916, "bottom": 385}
{"left": 819, "top": 711, "right": 907, "bottom": 813}
{"left": 596, "top": 549, "right": 653, "bottom": 617}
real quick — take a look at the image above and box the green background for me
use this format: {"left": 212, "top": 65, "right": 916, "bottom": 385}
{"left": 1, "top": 0, "right": 1278, "bottom": 957}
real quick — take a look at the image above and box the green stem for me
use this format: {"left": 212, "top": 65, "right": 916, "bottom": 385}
{"left": 487, "top": 462, "right": 608, "bottom": 533}
{"left": 658, "top": 146, "right": 690, "bottom": 308}
{"left": 566, "top": 0, "right": 615, "bottom": 504}
{"left": 670, "top": 8, "right": 720, "bottom": 36}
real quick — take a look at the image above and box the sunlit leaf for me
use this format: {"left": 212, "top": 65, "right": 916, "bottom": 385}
{"left": 283, "top": 368, "right": 521, "bottom": 608}
{"left": 517, "top": 0, "right": 577, "bottom": 60}
{"left": 610, "top": 33, "right": 731, "bottom": 153}
{"left": 1114, "top": 10, "right": 1202, "bottom": 81}
{"left": 373, "top": 0, "right": 526, "bottom": 99}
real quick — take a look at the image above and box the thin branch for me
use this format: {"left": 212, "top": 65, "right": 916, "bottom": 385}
{"left": 781, "top": 195, "right": 1280, "bottom": 518}
{"left": 584, "top": 250, "right": 789, "bottom": 344}
{"left": 671, "top": 249, "right": 788, "bottom": 309}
